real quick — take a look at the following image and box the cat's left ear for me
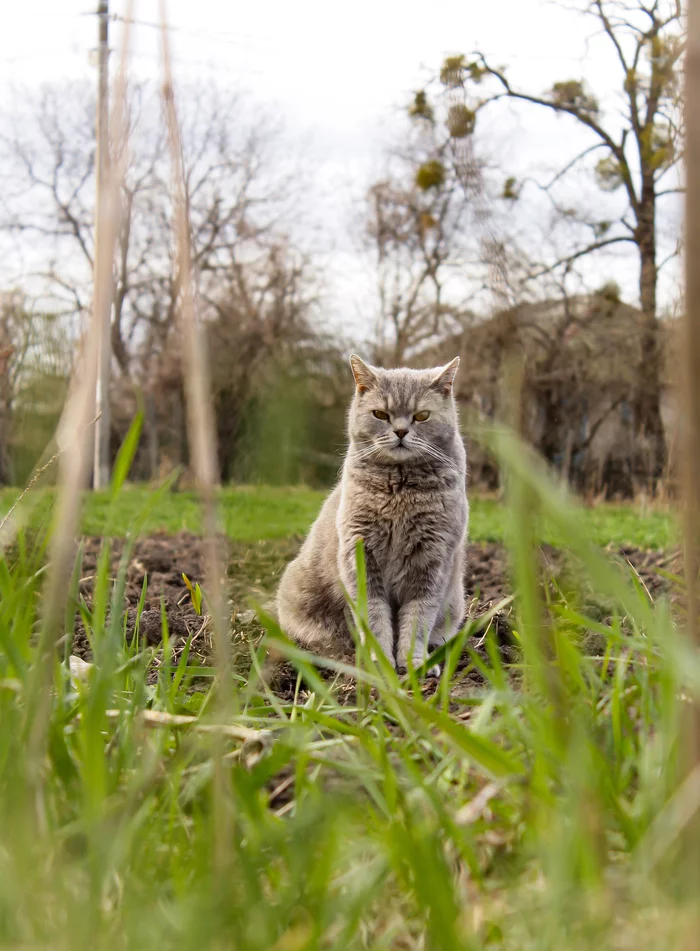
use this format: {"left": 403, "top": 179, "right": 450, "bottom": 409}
{"left": 430, "top": 356, "right": 460, "bottom": 396}
{"left": 349, "top": 354, "right": 378, "bottom": 394}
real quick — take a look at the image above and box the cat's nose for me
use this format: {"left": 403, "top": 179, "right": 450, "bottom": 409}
{"left": 394, "top": 428, "right": 408, "bottom": 440}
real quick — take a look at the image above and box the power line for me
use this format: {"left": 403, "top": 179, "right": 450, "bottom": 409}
{"left": 81, "top": 9, "right": 282, "bottom": 56}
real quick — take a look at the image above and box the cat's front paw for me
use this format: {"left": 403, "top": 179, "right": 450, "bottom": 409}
{"left": 396, "top": 656, "right": 440, "bottom": 679}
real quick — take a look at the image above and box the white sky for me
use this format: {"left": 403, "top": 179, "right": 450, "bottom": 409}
{"left": 0, "top": 0, "right": 684, "bottom": 339}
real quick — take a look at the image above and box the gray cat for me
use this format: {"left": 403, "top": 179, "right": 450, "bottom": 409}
{"left": 276, "top": 355, "right": 468, "bottom": 673}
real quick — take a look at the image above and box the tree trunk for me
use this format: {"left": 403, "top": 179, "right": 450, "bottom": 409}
{"left": 635, "top": 190, "right": 666, "bottom": 489}
{"left": 0, "top": 415, "right": 12, "bottom": 485}
{"left": 111, "top": 306, "right": 130, "bottom": 375}
{"left": 174, "top": 387, "right": 188, "bottom": 470}
{"left": 145, "top": 391, "right": 159, "bottom": 480}
{"left": 539, "top": 388, "right": 562, "bottom": 469}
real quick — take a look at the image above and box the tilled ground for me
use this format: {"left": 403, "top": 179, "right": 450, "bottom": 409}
{"left": 73, "top": 533, "right": 214, "bottom": 662}
{"left": 72, "top": 532, "right": 683, "bottom": 692}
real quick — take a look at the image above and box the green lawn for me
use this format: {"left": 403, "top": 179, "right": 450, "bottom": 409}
{"left": 0, "top": 484, "right": 679, "bottom": 548}
{"left": 469, "top": 496, "right": 678, "bottom": 549}
{"left": 81, "top": 484, "right": 327, "bottom": 541}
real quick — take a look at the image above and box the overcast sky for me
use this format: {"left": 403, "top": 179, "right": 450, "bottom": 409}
{"left": 0, "top": 0, "right": 683, "bottom": 338}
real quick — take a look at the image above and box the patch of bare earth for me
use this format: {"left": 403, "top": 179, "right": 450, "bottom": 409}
{"left": 70, "top": 533, "right": 684, "bottom": 702}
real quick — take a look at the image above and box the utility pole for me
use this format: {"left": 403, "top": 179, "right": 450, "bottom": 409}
{"left": 93, "top": 0, "right": 111, "bottom": 489}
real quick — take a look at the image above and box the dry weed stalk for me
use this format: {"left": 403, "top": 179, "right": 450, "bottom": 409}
{"left": 683, "top": 0, "right": 700, "bottom": 915}
{"left": 158, "top": 1, "right": 228, "bottom": 677}
{"left": 159, "top": 0, "right": 231, "bottom": 870}
{"left": 27, "top": 7, "right": 134, "bottom": 778}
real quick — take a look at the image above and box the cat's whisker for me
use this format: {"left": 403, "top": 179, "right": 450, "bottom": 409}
{"left": 353, "top": 441, "right": 385, "bottom": 456}
{"left": 411, "top": 437, "right": 459, "bottom": 471}
{"left": 352, "top": 446, "right": 383, "bottom": 462}
{"left": 352, "top": 436, "right": 394, "bottom": 461}
{"left": 418, "top": 438, "right": 458, "bottom": 466}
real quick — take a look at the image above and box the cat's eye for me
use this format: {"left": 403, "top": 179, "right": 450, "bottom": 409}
{"left": 413, "top": 411, "right": 430, "bottom": 422}
{"left": 373, "top": 410, "right": 390, "bottom": 421}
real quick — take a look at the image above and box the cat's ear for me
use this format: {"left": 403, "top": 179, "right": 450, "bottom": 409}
{"left": 349, "top": 354, "right": 378, "bottom": 394}
{"left": 430, "top": 356, "right": 460, "bottom": 396}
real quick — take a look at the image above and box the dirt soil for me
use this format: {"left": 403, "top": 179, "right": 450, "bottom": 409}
{"left": 72, "top": 532, "right": 683, "bottom": 690}
{"left": 72, "top": 533, "right": 215, "bottom": 661}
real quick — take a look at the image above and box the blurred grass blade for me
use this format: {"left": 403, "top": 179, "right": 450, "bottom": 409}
{"left": 111, "top": 411, "right": 143, "bottom": 497}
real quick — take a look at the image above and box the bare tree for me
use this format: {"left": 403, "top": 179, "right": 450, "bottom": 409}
{"left": 127, "top": 237, "right": 340, "bottom": 483}
{"left": 0, "top": 291, "right": 73, "bottom": 483}
{"left": 365, "top": 106, "right": 490, "bottom": 365}
{"left": 0, "top": 80, "right": 294, "bottom": 379}
{"left": 418, "top": 0, "right": 683, "bottom": 484}
{"left": 207, "top": 241, "right": 325, "bottom": 479}
{"left": 0, "top": 79, "right": 318, "bottom": 478}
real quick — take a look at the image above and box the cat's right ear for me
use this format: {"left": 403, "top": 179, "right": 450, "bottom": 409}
{"left": 349, "top": 355, "right": 377, "bottom": 394}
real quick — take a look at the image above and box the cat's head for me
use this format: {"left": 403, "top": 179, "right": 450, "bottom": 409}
{"left": 347, "top": 355, "right": 461, "bottom": 466}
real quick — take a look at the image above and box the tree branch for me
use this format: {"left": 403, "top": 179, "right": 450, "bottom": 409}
{"left": 522, "top": 235, "right": 635, "bottom": 283}
{"left": 475, "top": 58, "right": 640, "bottom": 209}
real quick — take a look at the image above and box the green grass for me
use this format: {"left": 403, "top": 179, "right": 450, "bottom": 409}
{"left": 82, "top": 484, "right": 327, "bottom": 541}
{"left": 469, "top": 496, "right": 678, "bottom": 549}
{"left": 0, "top": 485, "right": 679, "bottom": 548}
{"left": 0, "top": 442, "right": 696, "bottom": 950}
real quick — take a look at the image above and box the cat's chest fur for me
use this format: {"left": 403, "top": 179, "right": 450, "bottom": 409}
{"left": 340, "top": 466, "right": 464, "bottom": 590}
